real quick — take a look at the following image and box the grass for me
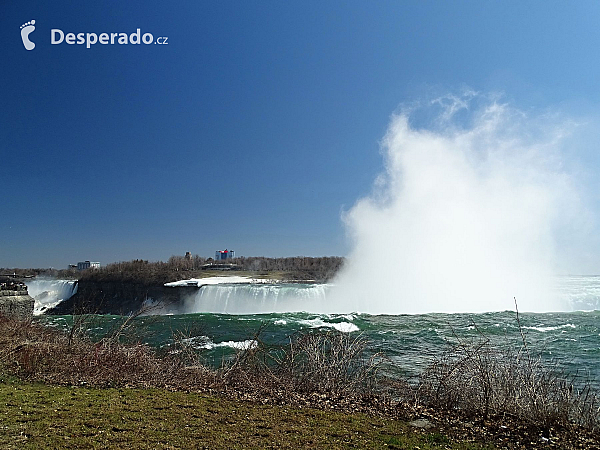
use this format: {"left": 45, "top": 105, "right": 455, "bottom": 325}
{"left": 0, "top": 378, "right": 492, "bottom": 449}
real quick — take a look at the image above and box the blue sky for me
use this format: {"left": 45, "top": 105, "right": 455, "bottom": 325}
{"left": 2, "top": 1, "right": 600, "bottom": 268}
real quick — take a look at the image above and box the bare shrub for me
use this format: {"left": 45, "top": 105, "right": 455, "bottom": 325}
{"left": 218, "top": 325, "right": 275, "bottom": 390}
{"left": 163, "top": 323, "right": 212, "bottom": 371}
{"left": 219, "top": 328, "right": 383, "bottom": 399}
{"left": 415, "top": 302, "right": 600, "bottom": 431}
{"left": 0, "top": 314, "right": 186, "bottom": 388}
{"left": 279, "top": 330, "right": 382, "bottom": 394}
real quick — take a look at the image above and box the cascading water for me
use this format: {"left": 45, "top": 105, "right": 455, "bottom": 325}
{"left": 556, "top": 276, "right": 600, "bottom": 311}
{"left": 168, "top": 276, "right": 600, "bottom": 315}
{"left": 181, "top": 283, "right": 330, "bottom": 315}
{"left": 154, "top": 275, "right": 600, "bottom": 315}
{"left": 25, "top": 278, "right": 78, "bottom": 315}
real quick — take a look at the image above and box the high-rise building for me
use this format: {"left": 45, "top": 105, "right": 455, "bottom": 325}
{"left": 77, "top": 261, "right": 100, "bottom": 270}
{"left": 215, "top": 249, "right": 235, "bottom": 260}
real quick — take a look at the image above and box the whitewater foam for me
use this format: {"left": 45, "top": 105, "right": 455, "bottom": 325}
{"left": 297, "top": 318, "right": 359, "bottom": 333}
{"left": 523, "top": 324, "right": 576, "bottom": 332}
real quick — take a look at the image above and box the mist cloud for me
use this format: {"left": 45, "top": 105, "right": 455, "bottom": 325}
{"left": 330, "top": 93, "right": 590, "bottom": 314}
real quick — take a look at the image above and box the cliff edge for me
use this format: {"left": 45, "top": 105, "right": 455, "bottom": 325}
{"left": 46, "top": 279, "right": 198, "bottom": 315}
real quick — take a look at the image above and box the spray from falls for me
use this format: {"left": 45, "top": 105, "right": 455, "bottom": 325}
{"left": 330, "top": 93, "right": 591, "bottom": 314}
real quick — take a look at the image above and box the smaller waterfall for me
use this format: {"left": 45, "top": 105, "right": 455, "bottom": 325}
{"left": 183, "top": 283, "right": 330, "bottom": 314}
{"left": 25, "top": 278, "right": 78, "bottom": 315}
{"left": 556, "top": 276, "right": 600, "bottom": 311}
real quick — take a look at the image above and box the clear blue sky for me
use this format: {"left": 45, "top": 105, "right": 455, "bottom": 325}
{"left": 2, "top": 1, "right": 600, "bottom": 268}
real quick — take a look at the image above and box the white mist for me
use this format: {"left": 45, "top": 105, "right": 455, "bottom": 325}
{"left": 330, "top": 94, "right": 586, "bottom": 314}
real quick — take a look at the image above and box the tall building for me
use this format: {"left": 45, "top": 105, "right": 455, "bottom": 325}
{"left": 215, "top": 249, "right": 235, "bottom": 260}
{"left": 77, "top": 261, "right": 100, "bottom": 270}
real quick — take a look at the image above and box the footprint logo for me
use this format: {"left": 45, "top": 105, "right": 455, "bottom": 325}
{"left": 20, "top": 20, "right": 36, "bottom": 50}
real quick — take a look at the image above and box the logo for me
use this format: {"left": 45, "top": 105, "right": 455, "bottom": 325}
{"left": 51, "top": 28, "right": 168, "bottom": 48}
{"left": 20, "top": 20, "right": 36, "bottom": 50}
{"left": 19, "top": 20, "right": 168, "bottom": 50}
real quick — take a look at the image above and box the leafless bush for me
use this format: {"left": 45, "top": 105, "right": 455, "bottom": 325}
{"left": 0, "top": 314, "right": 190, "bottom": 388}
{"left": 279, "top": 330, "right": 382, "bottom": 394}
{"left": 415, "top": 302, "right": 600, "bottom": 431}
{"left": 0, "top": 315, "right": 381, "bottom": 403}
{"left": 217, "top": 325, "right": 276, "bottom": 390}
{"left": 219, "top": 328, "right": 384, "bottom": 398}
{"left": 162, "top": 323, "right": 213, "bottom": 371}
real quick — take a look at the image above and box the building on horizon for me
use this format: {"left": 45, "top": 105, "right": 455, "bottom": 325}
{"left": 215, "top": 249, "right": 235, "bottom": 260}
{"left": 77, "top": 261, "right": 100, "bottom": 270}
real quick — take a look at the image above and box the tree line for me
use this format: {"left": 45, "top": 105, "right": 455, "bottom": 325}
{"left": 78, "top": 255, "right": 345, "bottom": 284}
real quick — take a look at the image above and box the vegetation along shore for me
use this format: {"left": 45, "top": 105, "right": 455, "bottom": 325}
{"left": 0, "top": 308, "right": 599, "bottom": 449}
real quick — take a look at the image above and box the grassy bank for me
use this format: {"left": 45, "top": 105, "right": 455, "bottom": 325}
{"left": 0, "top": 378, "right": 489, "bottom": 449}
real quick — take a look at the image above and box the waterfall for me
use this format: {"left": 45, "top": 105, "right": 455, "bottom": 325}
{"left": 182, "top": 283, "right": 330, "bottom": 314}
{"left": 556, "top": 276, "right": 600, "bottom": 311}
{"left": 25, "top": 278, "right": 78, "bottom": 315}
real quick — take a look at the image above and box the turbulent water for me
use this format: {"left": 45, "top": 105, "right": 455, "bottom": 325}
{"left": 36, "top": 275, "right": 600, "bottom": 388}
